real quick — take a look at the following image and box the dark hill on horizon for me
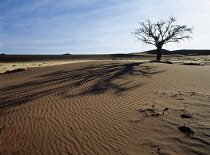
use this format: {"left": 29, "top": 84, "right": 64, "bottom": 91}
{"left": 0, "top": 54, "right": 145, "bottom": 62}
{"left": 131, "top": 49, "right": 210, "bottom": 56}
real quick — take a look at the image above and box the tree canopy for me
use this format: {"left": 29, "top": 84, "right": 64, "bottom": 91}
{"left": 134, "top": 16, "right": 193, "bottom": 61}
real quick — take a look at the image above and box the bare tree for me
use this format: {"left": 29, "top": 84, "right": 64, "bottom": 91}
{"left": 134, "top": 16, "right": 193, "bottom": 61}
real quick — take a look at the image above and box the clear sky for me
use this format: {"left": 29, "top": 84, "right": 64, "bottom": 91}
{"left": 0, "top": 0, "right": 210, "bottom": 55}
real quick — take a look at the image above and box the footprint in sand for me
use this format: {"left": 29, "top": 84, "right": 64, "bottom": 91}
{"left": 180, "top": 114, "right": 192, "bottom": 118}
{"left": 178, "top": 125, "right": 195, "bottom": 134}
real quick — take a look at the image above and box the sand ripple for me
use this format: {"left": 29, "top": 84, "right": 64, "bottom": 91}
{"left": 1, "top": 61, "right": 210, "bottom": 154}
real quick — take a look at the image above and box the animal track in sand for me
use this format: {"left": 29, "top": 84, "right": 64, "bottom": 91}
{"left": 138, "top": 106, "right": 169, "bottom": 117}
{"left": 178, "top": 125, "right": 195, "bottom": 134}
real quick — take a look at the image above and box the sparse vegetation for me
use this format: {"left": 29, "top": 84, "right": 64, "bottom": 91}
{"left": 182, "top": 62, "right": 204, "bottom": 66}
{"left": 3, "top": 68, "right": 26, "bottom": 74}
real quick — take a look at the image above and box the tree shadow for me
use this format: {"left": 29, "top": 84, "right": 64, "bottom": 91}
{"left": 0, "top": 62, "right": 165, "bottom": 110}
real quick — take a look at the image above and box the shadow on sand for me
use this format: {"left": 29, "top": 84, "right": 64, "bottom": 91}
{"left": 0, "top": 62, "right": 165, "bottom": 109}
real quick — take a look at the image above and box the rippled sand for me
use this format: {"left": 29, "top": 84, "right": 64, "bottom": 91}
{"left": 1, "top": 61, "right": 210, "bottom": 154}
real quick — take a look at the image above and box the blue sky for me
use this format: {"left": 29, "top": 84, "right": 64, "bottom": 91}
{"left": 0, "top": 0, "right": 210, "bottom": 55}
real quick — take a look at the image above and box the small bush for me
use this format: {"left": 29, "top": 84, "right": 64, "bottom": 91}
{"left": 3, "top": 68, "right": 26, "bottom": 74}
{"left": 182, "top": 62, "right": 204, "bottom": 66}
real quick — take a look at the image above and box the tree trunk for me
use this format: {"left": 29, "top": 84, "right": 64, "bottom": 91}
{"left": 156, "top": 45, "right": 163, "bottom": 61}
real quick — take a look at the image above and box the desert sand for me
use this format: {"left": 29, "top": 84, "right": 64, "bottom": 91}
{"left": 0, "top": 60, "right": 102, "bottom": 74}
{"left": 1, "top": 60, "right": 210, "bottom": 154}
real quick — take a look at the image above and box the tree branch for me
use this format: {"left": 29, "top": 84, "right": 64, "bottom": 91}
{"left": 133, "top": 15, "right": 193, "bottom": 51}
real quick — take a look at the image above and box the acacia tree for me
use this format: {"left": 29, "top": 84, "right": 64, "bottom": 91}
{"left": 134, "top": 16, "right": 193, "bottom": 61}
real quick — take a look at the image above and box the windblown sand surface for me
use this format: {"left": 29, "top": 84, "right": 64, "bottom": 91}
{"left": 0, "top": 60, "right": 100, "bottom": 74}
{"left": 1, "top": 61, "right": 210, "bottom": 154}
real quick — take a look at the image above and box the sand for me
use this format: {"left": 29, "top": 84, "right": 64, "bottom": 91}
{"left": 0, "top": 60, "right": 150, "bottom": 74}
{"left": 0, "top": 60, "right": 100, "bottom": 74}
{"left": 1, "top": 60, "right": 210, "bottom": 154}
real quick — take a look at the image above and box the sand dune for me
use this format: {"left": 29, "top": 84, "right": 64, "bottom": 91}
{"left": 1, "top": 61, "right": 210, "bottom": 154}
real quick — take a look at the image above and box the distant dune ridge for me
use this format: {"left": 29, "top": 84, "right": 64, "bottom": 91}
{"left": 0, "top": 54, "right": 146, "bottom": 62}
{"left": 131, "top": 49, "right": 210, "bottom": 56}
{"left": 1, "top": 60, "right": 210, "bottom": 154}
{"left": 1, "top": 49, "right": 209, "bottom": 62}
